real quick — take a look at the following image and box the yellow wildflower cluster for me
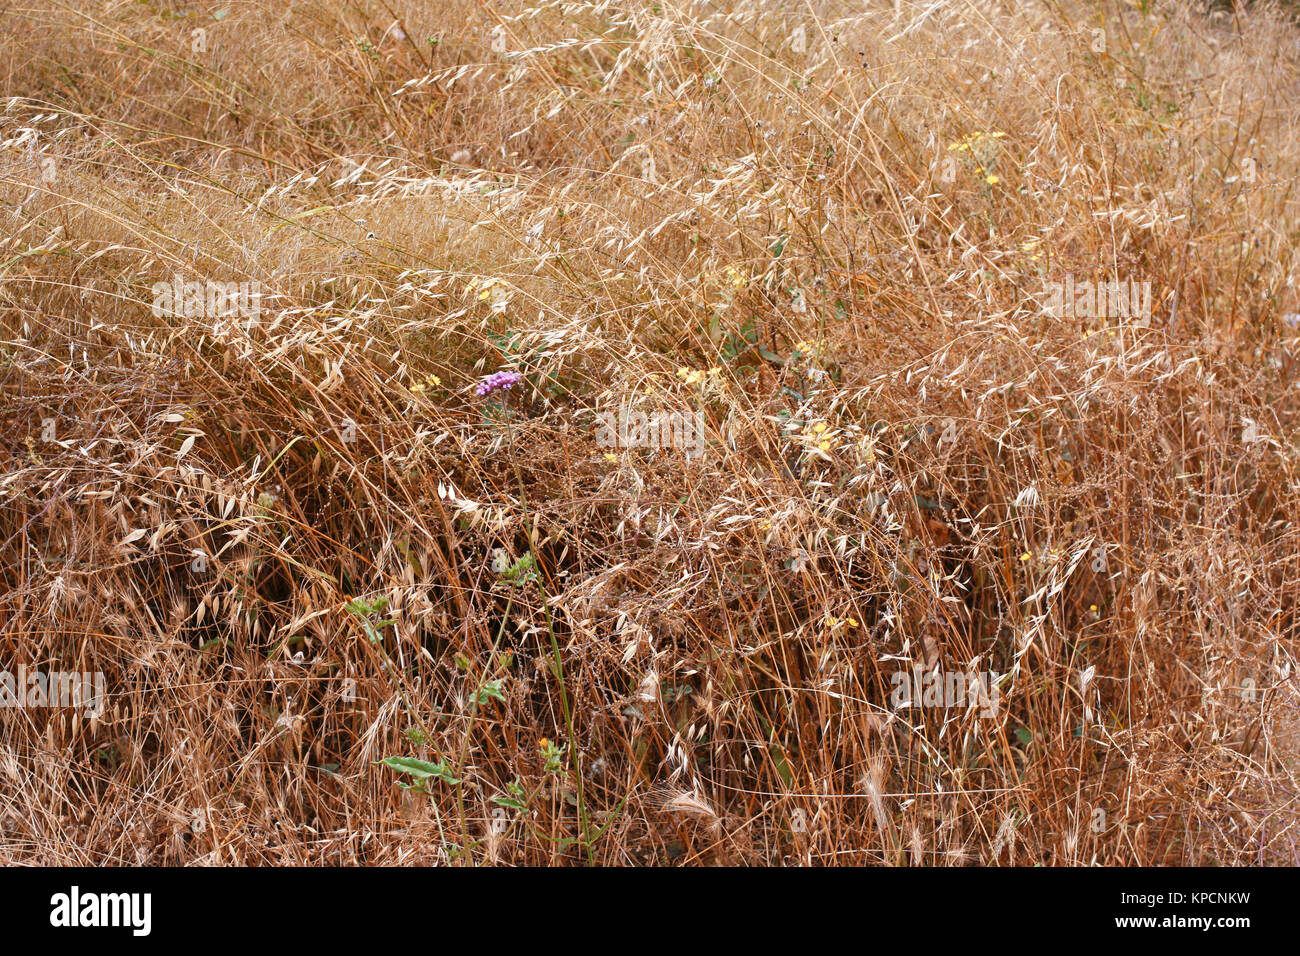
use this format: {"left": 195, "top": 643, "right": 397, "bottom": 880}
{"left": 676, "top": 366, "right": 722, "bottom": 386}
{"left": 465, "top": 277, "right": 512, "bottom": 312}
{"left": 948, "top": 131, "right": 1005, "bottom": 185}
{"left": 948, "top": 131, "right": 1006, "bottom": 152}
{"left": 826, "top": 615, "right": 860, "bottom": 630}
{"left": 465, "top": 276, "right": 500, "bottom": 299}
{"left": 410, "top": 372, "right": 442, "bottom": 394}
{"left": 803, "top": 420, "right": 837, "bottom": 453}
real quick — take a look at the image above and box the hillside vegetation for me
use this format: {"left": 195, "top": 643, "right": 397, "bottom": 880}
{"left": 2, "top": 0, "right": 1300, "bottom": 864}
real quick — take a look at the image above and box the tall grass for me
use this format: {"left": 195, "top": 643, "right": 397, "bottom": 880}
{"left": 2, "top": 0, "right": 1299, "bottom": 864}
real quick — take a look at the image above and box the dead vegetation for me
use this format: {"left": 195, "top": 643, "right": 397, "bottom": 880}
{"left": 2, "top": 0, "right": 1300, "bottom": 864}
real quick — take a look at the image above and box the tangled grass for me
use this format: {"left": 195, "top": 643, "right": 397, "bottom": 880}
{"left": 2, "top": 0, "right": 1300, "bottom": 865}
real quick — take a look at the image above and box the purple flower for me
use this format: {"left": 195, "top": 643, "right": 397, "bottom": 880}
{"left": 475, "top": 370, "right": 523, "bottom": 396}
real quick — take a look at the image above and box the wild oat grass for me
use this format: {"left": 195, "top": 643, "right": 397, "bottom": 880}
{"left": 2, "top": 0, "right": 1299, "bottom": 865}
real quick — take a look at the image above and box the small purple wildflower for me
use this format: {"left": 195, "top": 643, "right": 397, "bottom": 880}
{"left": 475, "top": 370, "right": 523, "bottom": 396}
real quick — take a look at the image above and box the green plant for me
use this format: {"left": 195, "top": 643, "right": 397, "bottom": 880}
{"left": 344, "top": 595, "right": 395, "bottom": 645}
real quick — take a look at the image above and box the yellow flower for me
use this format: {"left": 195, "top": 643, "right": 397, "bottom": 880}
{"left": 812, "top": 422, "right": 828, "bottom": 434}
{"left": 470, "top": 277, "right": 503, "bottom": 301}
{"left": 676, "top": 366, "right": 722, "bottom": 387}
{"left": 818, "top": 440, "right": 831, "bottom": 451}
{"left": 410, "top": 372, "right": 441, "bottom": 394}
{"left": 1020, "top": 552, "right": 1032, "bottom": 562}
{"left": 949, "top": 131, "right": 1003, "bottom": 153}
{"left": 602, "top": 452, "right": 619, "bottom": 462}
{"left": 984, "top": 174, "right": 999, "bottom": 185}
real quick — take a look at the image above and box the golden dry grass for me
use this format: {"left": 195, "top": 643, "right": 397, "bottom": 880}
{"left": 2, "top": 0, "right": 1300, "bottom": 865}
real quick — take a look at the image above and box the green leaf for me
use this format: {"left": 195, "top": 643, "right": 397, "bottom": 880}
{"left": 473, "top": 679, "right": 507, "bottom": 706}
{"left": 380, "top": 756, "right": 460, "bottom": 785}
{"left": 1015, "top": 727, "right": 1033, "bottom": 746}
{"left": 769, "top": 745, "right": 794, "bottom": 786}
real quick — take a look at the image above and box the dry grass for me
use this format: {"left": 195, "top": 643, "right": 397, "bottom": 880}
{"left": 2, "top": 0, "right": 1300, "bottom": 865}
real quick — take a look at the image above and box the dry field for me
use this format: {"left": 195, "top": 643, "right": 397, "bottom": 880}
{"left": 2, "top": 0, "right": 1300, "bottom": 865}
